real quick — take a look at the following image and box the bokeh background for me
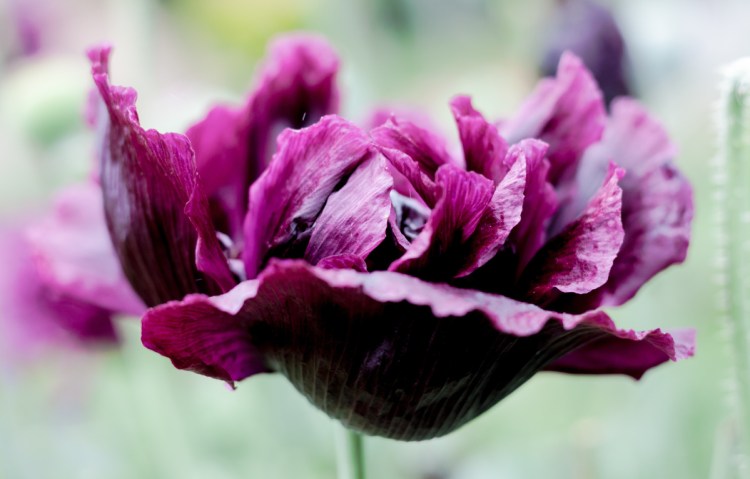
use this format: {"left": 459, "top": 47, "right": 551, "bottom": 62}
{"left": 1, "top": 0, "right": 748, "bottom": 477}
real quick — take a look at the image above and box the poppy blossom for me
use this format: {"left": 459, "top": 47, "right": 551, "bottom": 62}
{"left": 90, "top": 36, "right": 694, "bottom": 440}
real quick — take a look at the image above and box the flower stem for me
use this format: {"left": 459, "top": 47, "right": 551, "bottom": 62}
{"left": 719, "top": 58, "right": 750, "bottom": 476}
{"left": 336, "top": 426, "right": 366, "bottom": 479}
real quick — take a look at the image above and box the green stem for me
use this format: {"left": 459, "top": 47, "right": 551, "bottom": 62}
{"left": 335, "top": 426, "right": 366, "bottom": 479}
{"left": 720, "top": 59, "right": 750, "bottom": 476}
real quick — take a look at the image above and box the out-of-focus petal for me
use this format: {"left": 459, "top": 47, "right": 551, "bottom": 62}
{"left": 305, "top": 155, "right": 393, "bottom": 264}
{"left": 522, "top": 163, "right": 624, "bottom": 305}
{"left": 187, "top": 34, "right": 340, "bottom": 239}
{"left": 0, "top": 228, "right": 118, "bottom": 359}
{"left": 559, "top": 99, "right": 693, "bottom": 311}
{"left": 451, "top": 95, "right": 509, "bottom": 183}
{"left": 541, "top": 0, "right": 630, "bottom": 106}
{"left": 501, "top": 52, "right": 606, "bottom": 185}
{"left": 90, "top": 45, "right": 234, "bottom": 306}
{"left": 26, "top": 183, "right": 144, "bottom": 316}
{"left": 142, "top": 260, "right": 693, "bottom": 440}
{"left": 242, "top": 115, "right": 373, "bottom": 279}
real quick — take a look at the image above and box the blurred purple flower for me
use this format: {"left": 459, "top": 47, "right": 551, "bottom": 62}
{"left": 541, "top": 0, "right": 631, "bottom": 106}
{"left": 0, "top": 183, "right": 144, "bottom": 359}
{"left": 86, "top": 36, "right": 693, "bottom": 440}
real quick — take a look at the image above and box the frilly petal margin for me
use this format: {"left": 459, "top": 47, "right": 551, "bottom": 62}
{"left": 142, "top": 260, "right": 694, "bottom": 441}
{"left": 186, "top": 34, "right": 340, "bottom": 239}
{"left": 89, "top": 45, "right": 235, "bottom": 306}
{"left": 242, "top": 115, "right": 374, "bottom": 279}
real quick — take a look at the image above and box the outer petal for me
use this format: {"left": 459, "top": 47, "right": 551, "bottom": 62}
{"left": 450, "top": 95, "right": 509, "bottom": 183}
{"left": 521, "top": 164, "right": 624, "bottom": 305}
{"left": 26, "top": 183, "right": 144, "bottom": 316}
{"left": 90, "top": 46, "right": 234, "bottom": 306}
{"left": 186, "top": 34, "right": 340, "bottom": 238}
{"left": 305, "top": 154, "right": 393, "bottom": 265}
{"left": 142, "top": 260, "right": 694, "bottom": 440}
{"left": 501, "top": 52, "right": 606, "bottom": 185}
{"left": 560, "top": 99, "right": 693, "bottom": 311}
{"left": 242, "top": 115, "right": 373, "bottom": 278}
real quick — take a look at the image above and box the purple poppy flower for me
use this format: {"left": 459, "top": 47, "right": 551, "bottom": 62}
{"left": 541, "top": 0, "right": 631, "bottom": 106}
{"left": 0, "top": 183, "right": 144, "bottom": 356}
{"left": 90, "top": 37, "right": 693, "bottom": 440}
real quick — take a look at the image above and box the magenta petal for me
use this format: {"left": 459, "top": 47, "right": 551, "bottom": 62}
{"left": 371, "top": 116, "right": 459, "bottom": 177}
{"left": 507, "top": 139, "right": 558, "bottom": 273}
{"left": 305, "top": 154, "right": 393, "bottom": 265}
{"left": 242, "top": 115, "right": 373, "bottom": 278}
{"left": 522, "top": 163, "right": 624, "bottom": 304}
{"left": 26, "top": 183, "right": 144, "bottom": 316}
{"left": 186, "top": 34, "right": 339, "bottom": 239}
{"left": 565, "top": 99, "right": 694, "bottom": 310}
{"left": 501, "top": 52, "right": 606, "bottom": 185}
{"left": 142, "top": 260, "right": 693, "bottom": 440}
{"left": 90, "top": 46, "right": 234, "bottom": 306}
{"left": 451, "top": 95, "right": 510, "bottom": 183}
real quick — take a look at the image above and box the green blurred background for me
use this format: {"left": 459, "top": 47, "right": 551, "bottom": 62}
{"left": 0, "top": 0, "right": 748, "bottom": 477}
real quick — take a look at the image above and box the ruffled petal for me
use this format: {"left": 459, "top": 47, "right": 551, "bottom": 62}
{"left": 186, "top": 34, "right": 340, "bottom": 239}
{"left": 305, "top": 154, "right": 393, "bottom": 264}
{"left": 451, "top": 95, "right": 509, "bottom": 183}
{"left": 389, "top": 164, "right": 495, "bottom": 279}
{"left": 521, "top": 163, "right": 624, "bottom": 305}
{"left": 507, "top": 139, "right": 558, "bottom": 274}
{"left": 559, "top": 99, "right": 693, "bottom": 311}
{"left": 142, "top": 260, "right": 693, "bottom": 440}
{"left": 371, "top": 116, "right": 459, "bottom": 177}
{"left": 501, "top": 52, "right": 606, "bottom": 185}
{"left": 242, "top": 115, "right": 373, "bottom": 279}
{"left": 26, "top": 183, "right": 144, "bottom": 316}
{"left": 90, "top": 46, "right": 234, "bottom": 306}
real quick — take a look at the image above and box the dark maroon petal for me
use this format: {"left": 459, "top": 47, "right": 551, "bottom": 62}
{"left": 186, "top": 34, "right": 340, "bottom": 239}
{"left": 389, "top": 164, "right": 495, "bottom": 279}
{"left": 26, "top": 183, "right": 144, "bottom": 316}
{"left": 507, "top": 139, "right": 558, "bottom": 274}
{"left": 90, "top": 46, "right": 234, "bottom": 306}
{"left": 305, "top": 154, "right": 393, "bottom": 264}
{"left": 142, "top": 260, "right": 694, "bottom": 440}
{"left": 450, "top": 95, "right": 510, "bottom": 183}
{"left": 522, "top": 163, "right": 624, "bottom": 305}
{"left": 371, "top": 116, "right": 459, "bottom": 177}
{"left": 389, "top": 154, "right": 525, "bottom": 280}
{"left": 560, "top": 99, "right": 693, "bottom": 311}
{"left": 546, "top": 328, "right": 695, "bottom": 379}
{"left": 242, "top": 115, "right": 373, "bottom": 279}
{"left": 501, "top": 52, "right": 606, "bottom": 185}
{"left": 142, "top": 282, "right": 270, "bottom": 384}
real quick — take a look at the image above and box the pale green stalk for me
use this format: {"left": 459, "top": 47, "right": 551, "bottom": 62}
{"left": 336, "top": 426, "right": 366, "bottom": 479}
{"left": 718, "top": 58, "right": 750, "bottom": 478}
